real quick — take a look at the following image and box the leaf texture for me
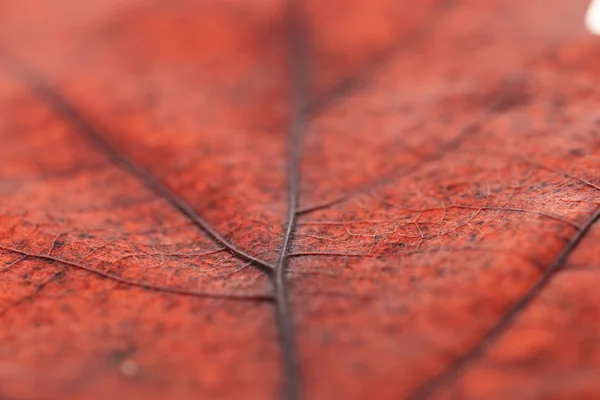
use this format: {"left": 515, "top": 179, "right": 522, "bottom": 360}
{"left": 1, "top": 0, "right": 600, "bottom": 399}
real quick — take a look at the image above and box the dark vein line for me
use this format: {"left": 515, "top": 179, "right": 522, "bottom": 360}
{"left": 289, "top": 251, "right": 378, "bottom": 258}
{"left": 1, "top": 56, "right": 274, "bottom": 275}
{"left": 297, "top": 70, "right": 536, "bottom": 217}
{"left": 297, "top": 123, "right": 479, "bottom": 215}
{"left": 297, "top": 4, "right": 559, "bottom": 218}
{"left": 304, "top": 0, "right": 459, "bottom": 117}
{"left": 296, "top": 196, "right": 348, "bottom": 215}
{"left": 273, "top": 1, "right": 310, "bottom": 398}
{"left": 406, "top": 207, "right": 600, "bottom": 400}
{"left": 0, "top": 245, "right": 273, "bottom": 302}
{"left": 0, "top": 267, "right": 67, "bottom": 318}
{"left": 261, "top": 0, "right": 458, "bottom": 136}
{"left": 291, "top": 2, "right": 461, "bottom": 216}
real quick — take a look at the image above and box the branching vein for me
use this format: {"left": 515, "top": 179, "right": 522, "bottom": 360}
{"left": 1, "top": 54, "right": 274, "bottom": 275}
{"left": 0, "top": 245, "right": 273, "bottom": 302}
{"left": 406, "top": 207, "right": 600, "bottom": 399}
{"left": 272, "top": 0, "right": 311, "bottom": 398}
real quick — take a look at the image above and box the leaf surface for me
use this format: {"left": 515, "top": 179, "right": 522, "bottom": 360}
{"left": 1, "top": 0, "right": 600, "bottom": 399}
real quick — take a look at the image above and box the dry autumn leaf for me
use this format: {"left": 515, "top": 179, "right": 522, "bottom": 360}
{"left": 1, "top": 0, "right": 600, "bottom": 399}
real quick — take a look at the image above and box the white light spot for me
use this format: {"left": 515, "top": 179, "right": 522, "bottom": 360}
{"left": 120, "top": 359, "right": 139, "bottom": 377}
{"left": 586, "top": 0, "right": 600, "bottom": 35}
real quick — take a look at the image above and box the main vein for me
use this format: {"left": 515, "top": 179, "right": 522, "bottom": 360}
{"left": 272, "top": 0, "right": 310, "bottom": 399}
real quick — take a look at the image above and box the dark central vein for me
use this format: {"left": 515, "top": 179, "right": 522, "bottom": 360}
{"left": 407, "top": 206, "right": 600, "bottom": 400}
{"left": 273, "top": 0, "right": 310, "bottom": 399}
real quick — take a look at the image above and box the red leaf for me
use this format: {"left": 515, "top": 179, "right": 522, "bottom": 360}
{"left": 1, "top": 0, "right": 600, "bottom": 399}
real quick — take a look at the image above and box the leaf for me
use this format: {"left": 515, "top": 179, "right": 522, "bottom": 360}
{"left": 1, "top": 0, "right": 600, "bottom": 399}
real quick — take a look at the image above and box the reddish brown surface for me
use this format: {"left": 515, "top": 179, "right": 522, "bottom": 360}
{"left": 1, "top": 0, "right": 600, "bottom": 399}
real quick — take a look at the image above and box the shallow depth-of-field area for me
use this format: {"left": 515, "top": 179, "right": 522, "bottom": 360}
{"left": 2, "top": 1, "right": 600, "bottom": 399}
